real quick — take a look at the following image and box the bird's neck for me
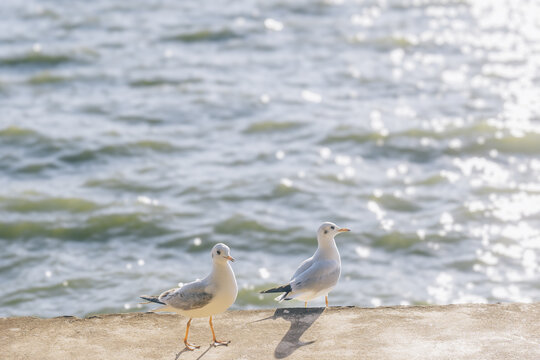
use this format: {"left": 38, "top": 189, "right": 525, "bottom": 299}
{"left": 316, "top": 237, "right": 340, "bottom": 261}
{"left": 210, "top": 261, "right": 235, "bottom": 281}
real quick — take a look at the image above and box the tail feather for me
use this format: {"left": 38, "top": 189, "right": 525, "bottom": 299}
{"left": 260, "top": 284, "right": 292, "bottom": 294}
{"left": 275, "top": 292, "right": 291, "bottom": 302}
{"left": 140, "top": 295, "right": 165, "bottom": 305}
{"left": 260, "top": 284, "right": 292, "bottom": 302}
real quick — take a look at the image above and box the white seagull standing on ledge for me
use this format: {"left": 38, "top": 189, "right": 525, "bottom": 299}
{"left": 141, "top": 243, "right": 238, "bottom": 351}
{"left": 260, "top": 222, "right": 350, "bottom": 307}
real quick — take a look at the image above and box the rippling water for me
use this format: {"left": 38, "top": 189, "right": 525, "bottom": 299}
{"left": 1, "top": 0, "right": 540, "bottom": 317}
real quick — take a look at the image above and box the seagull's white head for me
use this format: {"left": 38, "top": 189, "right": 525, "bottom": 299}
{"left": 317, "top": 222, "right": 351, "bottom": 243}
{"left": 211, "top": 243, "right": 235, "bottom": 264}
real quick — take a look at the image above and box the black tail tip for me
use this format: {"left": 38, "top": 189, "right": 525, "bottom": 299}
{"left": 260, "top": 284, "right": 292, "bottom": 294}
{"left": 140, "top": 296, "right": 165, "bottom": 305}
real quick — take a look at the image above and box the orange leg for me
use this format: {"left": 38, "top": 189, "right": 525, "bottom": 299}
{"left": 325, "top": 296, "right": 329, "bottom": 308}
{"left": 183, "top": 318, "right": 200, "bottom": 351}
{"left": 304, "top": 302, "right": 307, "bottom": 308}
{"left": 209, "top": 316, "right": 230, "bottom": 347}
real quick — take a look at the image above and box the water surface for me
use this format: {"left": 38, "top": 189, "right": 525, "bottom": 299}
{"left": 1, "top": 0, "right": 540, "bottom": 317}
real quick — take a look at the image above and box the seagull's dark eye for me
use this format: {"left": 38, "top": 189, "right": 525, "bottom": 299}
{"left": 217, "top": 250, "right": 221, "bottom": 255}
{"left": 330, "top": 226, "right": 335, "bottom": 230}
{"left": 324, "top": 230, "right": 328, "bottom": 234}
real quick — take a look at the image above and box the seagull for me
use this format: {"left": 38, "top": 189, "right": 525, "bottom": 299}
{"left": 260, "top": 222, "right": 350, "bottom": 308}
{"left": 140, "top": 243, "right": 238, "bottom": 351}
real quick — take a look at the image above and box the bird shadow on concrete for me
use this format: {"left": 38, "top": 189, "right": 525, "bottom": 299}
{"left": 174, "top": 344, "right": 213, "bottom": 360}
{"left": 255, "top": 307, "right": 324, "bottom": 359}
{"left": 173, "top": 348, "right": 189, "bottom": 360}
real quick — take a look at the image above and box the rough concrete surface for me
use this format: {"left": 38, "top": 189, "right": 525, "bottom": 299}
{"left": 1, "top": 303, "right": 539, "bottom": 360}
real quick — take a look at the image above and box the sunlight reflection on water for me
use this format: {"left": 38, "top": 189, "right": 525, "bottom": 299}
{"left": 0, "top": 0, "right": 539, "bottom": 317}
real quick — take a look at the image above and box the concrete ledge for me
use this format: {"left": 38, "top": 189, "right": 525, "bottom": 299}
{"left": 1, "top": 303, "right": 539, "bottom": 360}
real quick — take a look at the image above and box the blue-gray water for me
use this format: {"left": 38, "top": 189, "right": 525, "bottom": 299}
{"left": 1, "top": 0, "right": 539, "bottom": 317}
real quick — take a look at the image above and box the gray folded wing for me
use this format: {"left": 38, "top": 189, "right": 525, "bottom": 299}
{"left": 290, "top": 259, "right": 340, "bottom": 293}
{"left": 159, "top": 280, "right": 214, "bottom": 311}
{"left": 290, "top": 256, "right": 316, "bottom": 281}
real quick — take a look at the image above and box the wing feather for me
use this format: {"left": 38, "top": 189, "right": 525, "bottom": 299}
{"left": 290, "top": 259, "right": 340, "bottom": 294}
{"left": 290, "top": 256, "right": 316, "bottom": 281}
{"left": 159, "top": 280, "right": 213, "bottom": 311}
